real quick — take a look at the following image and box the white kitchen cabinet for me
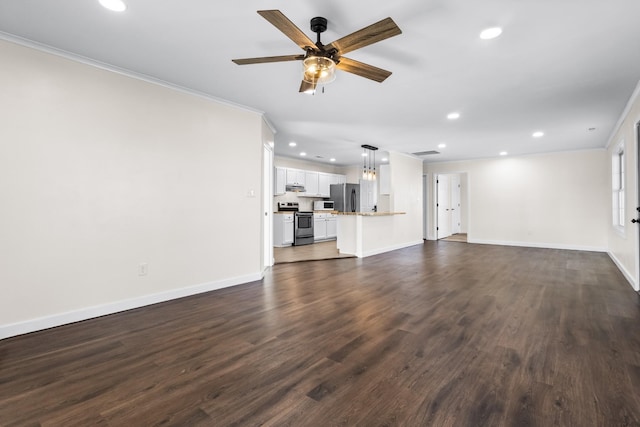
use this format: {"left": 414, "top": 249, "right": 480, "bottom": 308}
{"left": 314, "top": 213, "right": 327, "bottom": 241}
{"left": 273, "top": 213, "right": 294, "bottom": 247}
{"left": 314, "top": 213, "right": 336, "bottom": 241}
{"left": 318, "top": 173, "right": 330, "bottom": 197}
{"left": 275, "top": 167, "right": 286, "bottom": 195}
{"left": 304, "top": 171, "right": 319, "bottom": 196}
{"left": 286, "top": 168, "right": 305, "bottom": 186}
{"left": 326, "top": 214, "right": 337, "bottom": 239}
{"left": 277, "top": 167, "right": 345, "bottom": 195}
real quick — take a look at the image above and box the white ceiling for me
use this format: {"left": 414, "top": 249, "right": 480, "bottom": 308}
{"left": 1, "top": 0, "right": 639, "bottom": 166}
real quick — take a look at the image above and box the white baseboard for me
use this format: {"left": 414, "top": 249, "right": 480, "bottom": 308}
{"left": 0, "top": 272, "right": 263, "bottom": 341}
{"left": 361, "top": 240, "right": 424, "bottom": 258}
{"left": 607, "top": 252, "right": 639, "bottom": 291}
{"left": 467, "top": 238, "right": 606, "bottom": 253}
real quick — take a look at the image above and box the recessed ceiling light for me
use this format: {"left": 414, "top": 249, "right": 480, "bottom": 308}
{"left": 288, "top": 142, "right": 297, "bottom": 147}
{"left": 330, "top": 158, "right": 336, "bottom": 162}
{"left": 499, "top": 151, "right": 508, "bottom": 156}
{"left": 480, "top": 27, "right": 503, "bottom": 40}
{"left": 532, "top": 131, "right": 545, "bottom": 138}
{"left": 300, "top": 152, "right": 306, "bottom": 156}
{"left": 99, "top": 0, "right": 127, "bottom": 12}
{"left": 381, "top": 158, "right": 388, "bottom": 162}
{"left": 447, "top": 112, "right": 460, "bottom": 120}
{"left": 438, "top": 143, "right": 447, "bottom": 149}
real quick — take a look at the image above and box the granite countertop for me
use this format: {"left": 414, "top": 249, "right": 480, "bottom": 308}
{"left": 336, "top": 212, "right": 406, "bottom": 216}
{"left": 274, "top": 211, "right": 405, "bottom": 216}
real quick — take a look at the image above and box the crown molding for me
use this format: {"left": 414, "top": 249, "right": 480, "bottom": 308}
{"left": 0, "top": 31, "right": 269, "bottom": 119}
{"left": 606, "top": 79, "right": 640, "bottom": 149}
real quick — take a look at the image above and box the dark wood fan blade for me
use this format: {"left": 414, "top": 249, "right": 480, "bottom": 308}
{"left": 336, "top": 57, "right": 392, "bottom": 82}
{"left": 299, "top": 80, "right": 317, "bottom": 93}
{"left": 258, "top": 10, "right": 316, "bottom": 50}
{"left": 326, "top": 17, "right": 401, "bottom": 55}
{"left": 232, "top": 54, "right": 304, "bottom": 65}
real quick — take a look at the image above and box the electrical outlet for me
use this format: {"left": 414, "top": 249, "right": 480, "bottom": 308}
{"left": 247, "top": 189, "right": 256, "bottom": 198}
{"left": 138, "top": 263, "right": 148, "bottom": 276}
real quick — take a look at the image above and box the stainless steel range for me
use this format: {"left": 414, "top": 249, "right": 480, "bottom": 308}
{"left": 294, "top": 211, "right": 314, "bottom": 246}
{"left": 277, "top": 202, "right": 314, "bottom": 246}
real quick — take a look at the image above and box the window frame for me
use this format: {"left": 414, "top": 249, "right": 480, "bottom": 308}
{"left": 612, "top": 140, "right": 625, "bottom": 234}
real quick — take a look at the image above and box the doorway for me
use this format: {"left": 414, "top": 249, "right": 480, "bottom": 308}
{"left": 436, "top": 173, "right": 467, "bottom": 242}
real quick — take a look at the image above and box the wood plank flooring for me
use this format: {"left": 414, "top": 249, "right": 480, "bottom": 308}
{"left": 442, "top": 233, "right": 468, "bottom": 243}
{"left": 274, "top": 240, "right": 355, "bottom": 263}
{"left": 2, "top": 241, "right": 640, "bottom": 426}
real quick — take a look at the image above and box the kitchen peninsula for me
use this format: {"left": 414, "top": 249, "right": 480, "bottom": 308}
{"left": 336, "top": 211, "right": 413, "bottom": 258}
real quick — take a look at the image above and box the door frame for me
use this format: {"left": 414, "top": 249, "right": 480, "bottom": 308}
{"left": 436, "top": 174, "right": 452, "bottom": 239}
{"left": 422, "top": 175, "right": 428, "bottom": 239}
{"left": 635, "top": 121, "right": 640, "bottom": 291}
{"left": 450, "top": 174, "right": 461, "bottom": 234}
{"left": 262, "top": 142, "right": 274, "bottom": 270}
{"left": 427, "top": 171, "right": 469, "bottom": 241}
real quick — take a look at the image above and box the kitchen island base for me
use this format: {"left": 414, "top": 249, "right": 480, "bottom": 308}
{"left": 336, "top": 212, "right": 423, "bottom": 258}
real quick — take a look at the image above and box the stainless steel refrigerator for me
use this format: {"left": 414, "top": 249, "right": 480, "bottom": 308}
{"left": 330, "top": 183, "right": 360, "bottom": 212}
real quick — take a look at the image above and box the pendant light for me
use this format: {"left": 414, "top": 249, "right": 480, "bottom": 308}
{"left": 361, "top": 144, "right": 378, "bottom": 181}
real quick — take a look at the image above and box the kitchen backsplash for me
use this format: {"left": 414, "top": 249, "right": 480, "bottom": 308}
{"left": 273, "top": 192, "right": 327, "bottom": 212}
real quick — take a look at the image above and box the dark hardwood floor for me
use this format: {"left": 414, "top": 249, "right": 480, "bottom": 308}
{"left": 2, "top": 241, "right": 640, "bottom": 426}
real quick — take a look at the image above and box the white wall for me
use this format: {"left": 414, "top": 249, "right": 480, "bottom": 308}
{"left": 424, "top": 149, "right": 608, "bottom": 251}
{"left": 388, "top": 151, "right": 424, "bottom": 245}
{"left": 0, "top": 39, "right": 265, "bottom": 338}
{"left": 607, "top": 83, "right": 640, "bottom": 290}
{"left": 274, "top": 156, "right": 343, "bottom": 174}
{"left": 335, "top": 151, "right": 423, "bottom": 257}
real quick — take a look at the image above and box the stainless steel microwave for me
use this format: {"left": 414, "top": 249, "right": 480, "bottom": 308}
{"left": 314, "top": 200, "right": 335, "bottom": 210}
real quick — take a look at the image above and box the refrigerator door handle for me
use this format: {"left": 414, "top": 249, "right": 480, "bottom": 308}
{"left": 350, "top": 188, "right": 356, "bottom": 212}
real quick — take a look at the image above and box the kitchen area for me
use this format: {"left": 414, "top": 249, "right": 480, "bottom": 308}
{"left": 273, "top": 161, "right": 380, "bottom": 263}
{"left": 271, "top": 149, "right": 424, "bottom": 263}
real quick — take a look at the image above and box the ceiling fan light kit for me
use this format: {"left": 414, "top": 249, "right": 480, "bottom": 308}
{"left": 232, "top": 10, "right": 402, "bottom": 92}
{"left": 302, "top": 56, "right": 336, "bottom": 85}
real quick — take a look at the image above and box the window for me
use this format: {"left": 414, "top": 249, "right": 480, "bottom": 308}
{"left": 612, "top": 141, "right": 625, "bottom": 230}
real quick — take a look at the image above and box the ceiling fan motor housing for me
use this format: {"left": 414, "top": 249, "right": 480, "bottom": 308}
{"left": 310, "top": 17, "right": 328, "bottom": 34}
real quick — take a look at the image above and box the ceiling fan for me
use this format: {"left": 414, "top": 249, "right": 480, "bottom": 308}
{"left": 232, "top": 10, "right": 402, "bottom": 93}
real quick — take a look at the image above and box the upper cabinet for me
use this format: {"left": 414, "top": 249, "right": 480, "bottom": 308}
{"left": 275, "top": 166, "right": 345, "bottom": 198}
{"left": 304, "top": 171, "right": 319, "bottom": 196}
{"left": 318, "top": 173, "right": 330, "bottom": 197}
{"left": 275, "top": 167, "right": 286, "bottom": 195}
{"left": 286, "top": 168, "right": 305, "bottom": 186}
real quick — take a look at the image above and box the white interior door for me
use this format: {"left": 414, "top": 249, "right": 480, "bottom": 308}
{"left": 451, "top": 175, "right": 461, "bottom": 234}
{"left": 437, "top": 175, "right": 451, "bottom": 239}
